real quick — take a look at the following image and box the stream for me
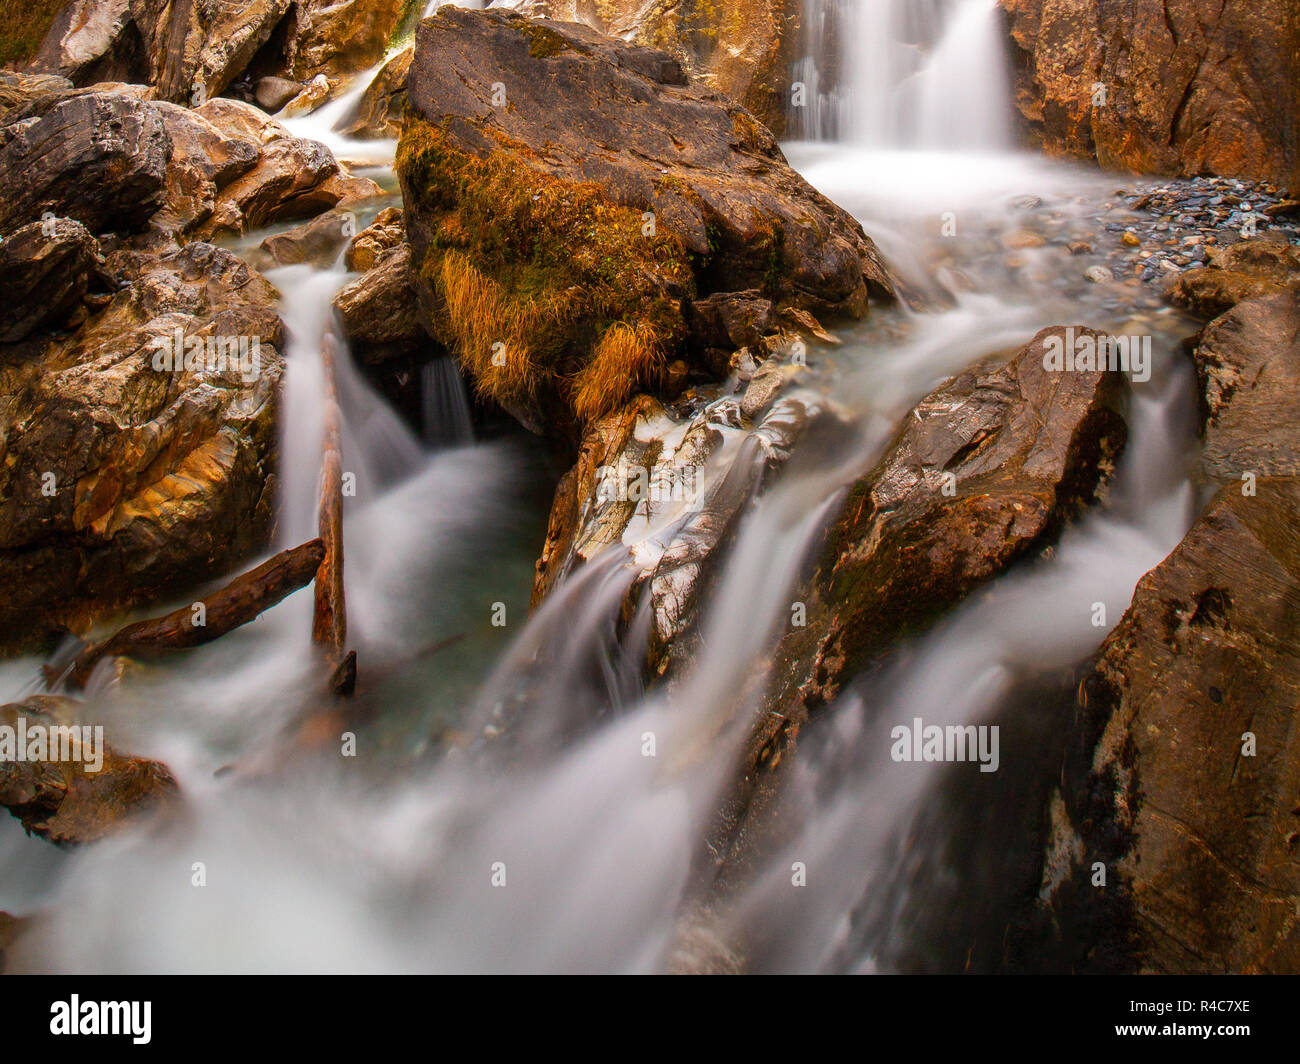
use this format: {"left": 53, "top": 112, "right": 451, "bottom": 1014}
{"left": 0, "top": 0, "right": 1204, "bottom": 972}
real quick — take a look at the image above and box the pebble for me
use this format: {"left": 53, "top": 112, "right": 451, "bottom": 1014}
{"left": 1121, "top": 231, "right": 1140, "bottom": 246}
{"left": 1085, "top": 265, "right": 1114, "bottom": 283}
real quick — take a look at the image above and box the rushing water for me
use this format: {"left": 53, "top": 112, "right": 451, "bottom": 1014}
{"left": 1, "top": 1, "right": 1201, "bottom": 972}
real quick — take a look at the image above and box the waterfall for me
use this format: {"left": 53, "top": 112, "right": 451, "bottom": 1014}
{"left": 793, "top": 0, "right": 1014, "bottom": 149}
{"left": 421, "top": 357, "right": 475, "bottom": 449}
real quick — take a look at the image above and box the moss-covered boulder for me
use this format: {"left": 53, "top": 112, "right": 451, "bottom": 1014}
{"left": 396, "top": 8, "right": 894, "bottom": 441}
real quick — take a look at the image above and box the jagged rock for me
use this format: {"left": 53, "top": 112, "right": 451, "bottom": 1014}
{"left": 761, "top": 324, "right": 1128, "bottom": 731}
{"left": 149, "top": 101, "right": 260, "bottom": 236}
{"left": 1002, "top": 0, "right": 1300, "bottom": 188}
{"left": 128, "top": 0, "right": 292, "bottom": 103}
{"left": 0, "top": 218, "right": 108, "bottom": 343}
{"left": 254, "top": 76, "right": 303, "bottom": 113}
{"left": 194, "top": 97, "right": 289, "bottom": 145}
{"left": 196, "top": 136, "right": 382, "bottom": 238}
{"left": 524, "top": 0, "right": 801, "bottom": 135}
{"left": 1166, "top": 239, "right": 1300, "bottom": 319}
{"left": 0, "top": 695, "right": 178, "bottom": 846}
{"left": 344, "top": 206, "right": 403, "bottom": 272}
{"left": 1055, "top": 479, "right": 1300, "bottom": 972}
{"left": 339, "top": 45, "right": 411, "bottom": 140}
{"left": 532, "top": 347, "right": 825, "bottom": 674}
{"left": 0, "top": 241, "right": 284, "bottom": 652}
{"left": 398, "top": 8, "right": 894, "bottom": 441}
{"left": 29, "top": 0, "right": 145, "bottom": 85}
{"left": 1192, "top": 289, "right": 1300, "bottom": 486}
{"left": 279, "top": 73, "right": 330, "bottom": 118}
{"left": 0, "top": 72, "right": 74, "bottom": 118}
{"left": 333, "top": 244, "right": 429, "bottom": 364}
{"left": 0, "top": 90, "right": 171, "bottom": 236}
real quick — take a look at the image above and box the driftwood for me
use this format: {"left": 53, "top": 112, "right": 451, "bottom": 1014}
{"left": 312, "top": 330, "right": 347, "bottom": 661}
{"left": 63, "top": 540, "right": 325, "bottom": 689}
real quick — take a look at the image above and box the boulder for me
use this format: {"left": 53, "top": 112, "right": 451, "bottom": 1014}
{"left": 257, "top": 207, "right": 357, "bottom": 269}
{"left": 344, "top": 206, "right": 403, "bottom": 272}
{"left": 1166, "top": 239, "right": 1300, "bottom": 319}
{"left": 1002, "top": 0, "right": 1300, "bottom": 188}
{"left": 278, "top": 0, "right": 412, "bottom": 83}
{"left": 254, "top": 76, "right": 302, "bottom": 113}
{"left": 0, "top": 90, "right": 171, "bottom": 237}
{"left": 1191, "top": 289, "right": 1300, "bottom": 486}
{"left": 0, "top": 695, "right": 178, "bottom": 846}
{"left": 398, "top": 9, "right": 893, "bottom": 441}
{"left": 758, "top": 325, "right": 1128, "bottom": 743}
{"left": 1054, "top": 479, "right": 1300, "bottom": 972}
{"left": 0, "top": 218, "right": 109, "bottom": 343}
{"left": 194, "top": 97, "right": 290, "bottom": 145}
{"left": 0, "top": 242, "right": 285, "bottom": 652}
{"left": 333, "top": 244, "right": 429, "bottom": 365}
{"left": 149, "top": 100, "right": 260, "bottom": 237}
{"left": 127, "top": 0, "right": 293, "bottom": 103}
{"left": 28, "top": 0, "right": 145, "bottom": 85}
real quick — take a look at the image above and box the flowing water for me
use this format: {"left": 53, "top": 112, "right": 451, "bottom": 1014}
{"left": 0, "top": 0, "right": 1202, "bottom": 972}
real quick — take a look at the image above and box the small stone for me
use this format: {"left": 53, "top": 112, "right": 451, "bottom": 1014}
{"left": 1085, "top": 265, "right": 1114, "bottom": 283}
{"left": 1068, "top": 241, "right": 1092, "bottom": 255}
{"left": 1121, "top": 231, "right": 1141, "bottom": 246}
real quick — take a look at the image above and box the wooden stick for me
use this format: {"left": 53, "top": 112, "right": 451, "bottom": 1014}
{"left": 64, "top": 539, "right": 325, "bottom": 689}
{"left": 312, "top": 331, "right": 348, "bottom": 660}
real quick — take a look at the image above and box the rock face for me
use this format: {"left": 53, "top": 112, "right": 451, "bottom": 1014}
{"left": 0, "top": 695, "right": 178, "bottom": 846}
{"left": 398, "top": 8, "right": 893, "bottom": 441}
{"left": 524, "top": 0, "right": 801, "bottom": 135}
{"left": 0, "top": 241, "right": 284, "bottom": 652}
{"left": 1055, "top": 480, "right": 1300, "bottom": 972}
{"left": 334, "top": 244, "right": 428, "bottom": 365}
{"left": 340, "top": 45, "right": 411, "bottom": 140}
{"left": 278, "top": 0, "right": 411, "bottom": 83}
{"left": 128, "top": 0, "right": 292, "bottom": 103}
{"left": 0, "top": 90, "right": 171, "bottom": 236}
{"left": 1191, "top": 288, "right": 1300, "bottom": 487}
{"left": 29, "top": 0, "right": 145, "bottom": 84}
{"left": 0, "top": 218, "right": 109, "bottom": 343}
{"left": 1002, "top": 0, "right": 1300, "bottom": 188}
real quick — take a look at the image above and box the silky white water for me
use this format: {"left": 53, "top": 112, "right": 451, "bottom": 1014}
{"left": 0, "top": 0, "right": 1200, "bottom": 972}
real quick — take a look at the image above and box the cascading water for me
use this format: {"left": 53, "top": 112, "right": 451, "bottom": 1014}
{"left": 1, "top": 0, "right": 1201, "bottom": 973}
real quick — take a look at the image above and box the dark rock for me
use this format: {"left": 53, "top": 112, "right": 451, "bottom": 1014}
{"left": 0, "top": 91, "right": 171, "bottom": 236}
{"left": 1166, "top": 239, "right": 1300, "bottom": 318}
{"left": 333, "top": 244, "right": 430, "bottom": 364}
{"left": 255, "top": 76, "right": 302, "bottom": 113}
{"left": 339, "top": 45, "right": 411, "bottom": 140}
{"left": 0, "top": 218, "right": 107, "bottom": 343}
{"left": 258, "top": 207, "right": 356, "bottom": 269}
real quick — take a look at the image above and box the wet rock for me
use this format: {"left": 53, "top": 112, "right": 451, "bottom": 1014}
{"left": 279, "top": 74, "right": 331, "bottom": 118}
{"left": 194, "top": 97, "right": 289, "bottom": 145}
{"left": 1192, "top": 289, "right": 1300, "bottom": 485}
{"left": 196, "top": 136, "right": 382, "bottom": 238}
{"left": 1054, "top": 479, "right": 1300, "bottom": 972}
{"left": 398, "top": 8, "right": 894, "bottom": 440}
{"left": 1084, "top": 265, "right": 1113, "bottom": 283}
{"left": 0, "top": 90, "right": 171, "bottom": 236}
{"left": 258, "top": 207, "right": 356, "bottom": 269}
{"left": 344, "top": 206, "right": 403, "bottom": 272}
{"left": 149, "top": 101, "right": 260, "bottom": 237}
{"left": 0, "top": 695, "right": 178, "bottom": 846}
{"left": 0, "top": 218, "right": 108, "bottom": 343}
{"left": 688, "top": 290, "right": 777, "bottom": 350}
{"left": 339, "top": 45, "right": 411, "bottom": 140}
{"left": 129, "top": 0, "right": 292, "bottom": 103}
{"left": 255, "top": 76, "right": 303, "bottom": 113}
{"left": 278, "top": 0, "right": 412, "bottom": 84}
{"left": 333, "top": 244, "right": 430, "bottom": 365}
{"left": 0, "top": 242, "right": 285, "bottom": 652}
{"left": 762, "top": 324, "right": 1128, "bottom": 724}
{"left": 1002, "top": 0, "right": 1300, "bottom": 188}
{"left": 1166, "top": 240, "right": 1300, "bottom": 319}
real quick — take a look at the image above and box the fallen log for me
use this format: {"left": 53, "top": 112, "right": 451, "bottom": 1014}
{"left": 63, "top": 540, "right": 325, "bottom": 689}
{"left": 312, "top": 330, "right": 348, "bottom": 661}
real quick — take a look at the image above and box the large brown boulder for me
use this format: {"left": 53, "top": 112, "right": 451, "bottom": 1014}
{"left": 0, "top": 90, "right": 171, "bottom": 236}
{"left": 1191, "top": 288, "right": 1300, "bottom": 486}
{"left": 333, "top": 244, "right": 429, "bottom": 365}
{"left": 1055, "top": 480, "right": 1300, "bottom": 972}
{"left": 0, "top": 241, "right": 284, "bottom": 653}
{"left": 1166, "top": 239, "right": 1300, "bottom": 320}
{"left": 0, "top": 695, "right": 179, "bottom": 846}
{"left": 397, "top": 8, "right": 893, "bottom": 441}
{"left": 1002, "top": 0, "right": 1300, "bottom": 188}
